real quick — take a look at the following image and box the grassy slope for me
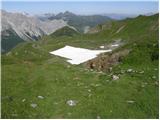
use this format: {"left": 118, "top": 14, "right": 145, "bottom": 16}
{"left": 51, "top": 26, "right": 79, "bottom": 37}
{"left": 1, "top": 29, "right": 24, "bottom": 53}
{"left": 1, "top": 14, "right": 159, "bottom": 118}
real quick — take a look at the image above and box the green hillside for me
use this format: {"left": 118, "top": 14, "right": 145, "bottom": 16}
{"left": 1, "top": 29, "right": 24, "bottom": 53}
{"left": 1, "top": 14, "right": 159, "bottom": 118}
{"left": 51, "top": 26, "right": 79, "bottom": 37}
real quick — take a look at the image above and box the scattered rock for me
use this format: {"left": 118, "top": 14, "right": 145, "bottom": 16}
{"left": 120, "top": 70, "right": 125, "bottom": 74}
{"left": 95, "top": 84, "right": 101, "bottom": 87}
{"left": 153, "top": 43, "right": 157, "bottom": 46}
{"left": 11, "top": 113, "right": 18, "bottom": 117}
{"left": 67, "top": 112, "right": 72, "bottom": 116}
{"left": 155, "top": 81, "right": 158, "bottom": 86}
{"left": 109, "top": 67, "right": 112, "bottom": 72}
{"left": 88, "top": 89, "right": 91, "bottom": 92}
{"left": 127, "top": 69, "right": 133, "bottom": 73}
{"left": 2, "top": 96, "right": 13, "bottom": 101}
{"left": 139, "top": 71, "right": 144, "bottom": 74}
{"left": 88, "top": 93, "right": 92, "bottom": 97}
{"left": 135, "top": 70, "right": 138, "bottom": 73}
{"left": 97, "top": 71, "right": 104, "bottom": 74}
{"left": 143, "top": 82, "right": 148, "bottom": 85}
{"left": 141, "top": 82, "right": 148, "bottom": 88}
{"left": 112, "top": 75, "right": 119, "bottom": 80}
{"left": 97, "top": 115, "right": 101, "bottom": 119}
{"left": 30, "top": 103, "right": 37, "bottom": 108}
{"left": 152, "top": 76, "right": 156, "bottom": 79}
{"left": 15, "top": 52, "right": 18, "bottom": 55}
{"left": 74, "top": 77, "right": 80, "bottom": 80}
{"left": 67, "top": 65, "right": 70, "bottom": 68}
{"left": 6, "top": 52, "right": 12, "bottom": 56}
{"left": 132, "top": 70, "right": 136, "bottom": 73}
{"left": 77, "top": 82, "right": 84, "bottom": 86}
{"left": 32, "top": 44, "right": 37, "bottom": 48}
{"left": 100, "top": 46, "right": 104, "bottom": 49}
{"left": 22, "top": 99, "right": 26, "bottom": 102}
{"left": 154, "top": 68, "right": 158, "bottom": 71}
{"left": 111, "top": 44, "right": 119, "bottom": 47}
{"left": 2, "top": 96, "right": 13, "bottom": 102}
{"left": 106, "top": 80, "right": 110, "bottom": 82}
{"left": 133, "top": 43, "right": 137, "bottom": 46}
{"left": 141, "top": 84, "right": 145, "bottom": 88}
{"left": 108, "top": 73, "right": 113, "bottom": 77}
{"left": 24, "top": 50, "right": 27, "bottom": 53}
{"left": 126, "top": 100, "right": 135, "bottom": 104}
{"left": 2, "top": 96, "right": 10, "bottom": 100}
{"left": 84, "top": 86, "right": 89, "bottom": 88}
{"left": 90, "top": 69, "right": 93, "bottom": 72}
{"left": 54, "top": 102, "right": 58, "bottom": 105}
{"left": 66, "top": 100, "right": 77, "bottom": 106}
{"left": 37, "top": 96, "right": 44, "bottom": 99}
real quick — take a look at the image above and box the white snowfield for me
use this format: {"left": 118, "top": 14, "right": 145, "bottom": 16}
{"left": 50, "top": 45, "right": 112, "bottom": 65}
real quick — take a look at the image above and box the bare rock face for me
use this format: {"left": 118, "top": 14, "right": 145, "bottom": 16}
{"left": 87, "top": 22, "right": 112, "bottom": 34}
{"left": 1, "top": 10, "right": 69, "bottom": 41}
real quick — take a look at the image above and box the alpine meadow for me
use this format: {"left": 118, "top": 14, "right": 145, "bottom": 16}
{"left": 1, "top": 1, "right": 159, "bottom": 119}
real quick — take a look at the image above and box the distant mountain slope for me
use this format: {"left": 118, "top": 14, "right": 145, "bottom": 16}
{"left": 48, "top": 11, "right": 112, "bottom": 33}
{"left": 1, "top": 10, "right": 112, "bottom": 52}
{"left": 1, "top": 10, "right": 68, "bottom": 40}
{"left": 1, "top": 10, "right": 70, "bottom": 52}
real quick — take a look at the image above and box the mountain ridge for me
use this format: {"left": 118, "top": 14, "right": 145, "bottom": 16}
{"left": 1, "top": 10, "right": 70, "bottom": 52}
{"left": 47, "top": 11, "right": 112, "bottom": 32}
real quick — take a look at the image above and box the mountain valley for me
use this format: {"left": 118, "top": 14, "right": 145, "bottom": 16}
{"left": 1, "top": 12, "right": 159, "bottom": 118}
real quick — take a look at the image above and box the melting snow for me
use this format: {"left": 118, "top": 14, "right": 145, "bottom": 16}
{"left": 50, "top": 45, "right": 112, "bottom": 65}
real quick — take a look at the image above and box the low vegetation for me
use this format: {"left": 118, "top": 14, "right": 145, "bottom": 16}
{"left": 1, "top": 14, "right": 159, "bottom": 118}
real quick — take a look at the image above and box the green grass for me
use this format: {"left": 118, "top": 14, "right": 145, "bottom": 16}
{"left": 51, "top": 26, "right": 79, "bottom": 37}
{"left": 1, "top": 14, "right": 159, "bottom": 118}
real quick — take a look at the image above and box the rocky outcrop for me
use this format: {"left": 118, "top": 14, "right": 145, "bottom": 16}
{"left": 85, "top": 49, "right": 130, "bottom": 72}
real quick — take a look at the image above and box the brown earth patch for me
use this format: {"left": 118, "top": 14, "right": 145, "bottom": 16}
{"left": 85, "top": 49, "right": 130, "bottom": 72}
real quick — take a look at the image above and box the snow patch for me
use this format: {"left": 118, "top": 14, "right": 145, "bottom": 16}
{"left": 50, "top": 45, "right": 112, "bottom": 65}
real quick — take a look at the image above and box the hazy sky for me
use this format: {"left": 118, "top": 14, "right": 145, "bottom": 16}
{"left": 2, "top": 1, "right": 159, "bottom": 15}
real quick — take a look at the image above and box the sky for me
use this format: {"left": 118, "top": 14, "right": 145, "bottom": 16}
{"left": 1, "top": 1, "right": 159, "bottom": 15}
